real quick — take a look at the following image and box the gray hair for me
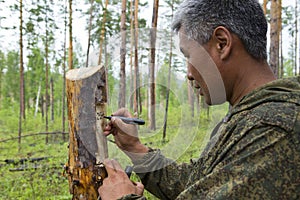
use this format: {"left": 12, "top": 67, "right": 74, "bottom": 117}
{"left": 172, "top": 0, "right": 268, "bottom": 60}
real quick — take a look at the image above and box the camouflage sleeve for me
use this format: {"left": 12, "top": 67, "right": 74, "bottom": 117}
{"left": 175, "top": 125, "right": 300, "bottom": 199}
{"left": 133, "top": 149, "right": 194, "bottom": 200}
{"left": 117, "top": 194, "right": 147, "bottom": 200}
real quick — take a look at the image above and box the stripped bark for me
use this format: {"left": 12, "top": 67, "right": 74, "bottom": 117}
{"left": 66, "top": 65, "right": 108, "bottom": 199}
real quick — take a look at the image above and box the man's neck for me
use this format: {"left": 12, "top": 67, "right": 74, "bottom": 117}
{"left": 229, "top": 60, "right": 276, "bottom": 106}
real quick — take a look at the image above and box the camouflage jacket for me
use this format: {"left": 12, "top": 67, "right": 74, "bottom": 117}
{"left": 122, "top": 76, "right": 300, "bottom": 200}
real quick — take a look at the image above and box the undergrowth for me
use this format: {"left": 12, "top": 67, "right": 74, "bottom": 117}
{"left": 0, "top": 103, "right": 228, "bottom": 199}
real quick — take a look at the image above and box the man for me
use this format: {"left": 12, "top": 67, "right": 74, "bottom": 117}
{"left": 99, "top": 0, "right": 300, "bottom": 199}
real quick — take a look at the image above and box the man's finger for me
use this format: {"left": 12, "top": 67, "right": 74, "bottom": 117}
{"left": 135, "top": 182, "right": 144, "bottom": 195}
{"left": 111, "top": 117, "right": 127, "bottom": 130}
{"left": 103, "top": 159, "right": 123, "bottom": 175}
{"left": 112, "top": 108, "right": 132, "bottom": 118}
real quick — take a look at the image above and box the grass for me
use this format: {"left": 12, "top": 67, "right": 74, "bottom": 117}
{"left": 0, "top": 103, "right": 228, "bottom": 199}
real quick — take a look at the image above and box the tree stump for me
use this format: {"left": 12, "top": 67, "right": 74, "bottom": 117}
{"left": 65, "top": 65, "right": 108, "bottom": 199}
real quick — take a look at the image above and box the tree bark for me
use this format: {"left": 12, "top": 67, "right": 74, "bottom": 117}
{"left": 98, "top": 0, "right": 109, "bottom": 65}
{"left": 269, "top": 0, "right": 281, "bottom": 78}
{"left": 263, "top": 0, "right": 268, "bottom": 15}
{"left": 68, "top": 0, "right": 73, "bottom": 70}
{"left": 119, "top": 0, "right": 127, "bottom": 108}
{"left": 50, "top": 77, "right": 54, "bottom": 121}
{"left": 62, "top": 0, "right": 68, "bottom": 141}
{"left": 134, "top": 0, "right": 140, "bottom": 115}
{"left": 34, "top": 82, "right": 41, "bottom": 117}
{"left": 45, "top": 1, "right": 49, "bottom": 143}
{"left": 163, "top": 0, "right": 174, "bottom": 142}
{"left": 66, "top": 65, "right": 108, "bottom": 199}
{"left": 295, "top": 0, "right": 298, "bottom": 76}
{"left": 149, "top": 0, "right": 159, "bottom": 130}
{"left": 18, "top": 0, "right": 25, "bottom": 152}
{"left": 129, "top": 0, "right": 134, "bottom": 111}
{"left": 86, "top": 0, "right": 95, "bottom": 68}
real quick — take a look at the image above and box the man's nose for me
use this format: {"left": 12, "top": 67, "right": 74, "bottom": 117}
{"left": 187, "top": 63, "right": 194, "bottom": 81}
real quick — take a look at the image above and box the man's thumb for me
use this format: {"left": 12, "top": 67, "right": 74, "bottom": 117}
{"left": 135, "top": 182, "right": 144, "bottom": 196}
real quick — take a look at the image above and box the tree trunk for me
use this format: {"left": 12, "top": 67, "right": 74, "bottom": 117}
{"left": 62, "top": 0, "right": 68, "bottom": 141}
{"left": 119, "top": 0, "right": 127, "bottom": 108}
{"left": 18, "top": 0, "right": 25, "bottom": 152}
{"left": 66, "top": 65, "right": 108, "bottom": 199}
{"left": 86, "top": 0, "right": 95, "bottom": 68}
{"left": 45, "top": 2, "right": 49, "bottom": 143}
{"left": 50, "top": 77, "right": 54, "bottom": 121}
{"left": 163, "top": 0, "right": 174, "bottom": 142}
{"left": 34, "top": 82, "right": 41, "bottom": 117}
{"left": 269, "top": 0, "right": 281, "bottom": 78}
{"left": 133, "top": 0, "right": 140, "bottom": 115}
{"left": 263, "top": 0, "right": 268, "bottom": 15}
{"left": 99, "top": 0, "right": 110, "bottom": 105}
{"left": 149, "top": 0, "right": 159, "bottom": 130}
{"left": 129, "top": 0, "right": 134, "bottom": 111}
{"left": 279, "top": 0, "right": 283, "bottom": 78}
{"left": 296, "top": 0, "right": 299, "bottom": 76}
{"left": 68, "top": 0, "right": 73, "bottom": 70}
{"left": 98, "top": 0, "right": 109, "bottom": 65}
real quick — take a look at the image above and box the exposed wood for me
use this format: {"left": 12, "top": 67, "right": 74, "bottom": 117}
{"left": 66, "top": 65, "right": 108, "bottom": 199}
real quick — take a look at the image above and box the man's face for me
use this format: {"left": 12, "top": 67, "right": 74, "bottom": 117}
{"left": 178, "top": 29, "right": 226, "bottom": 105}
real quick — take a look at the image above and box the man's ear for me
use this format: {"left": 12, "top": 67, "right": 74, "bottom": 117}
{"left": 212, "top": 26, "right": 232, "bottom": 60}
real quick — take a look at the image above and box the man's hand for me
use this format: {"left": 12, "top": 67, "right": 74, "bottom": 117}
{"left": 103, "top": 108, "right": 149, "bottom": 160}
{"left": 98, "top": 159, "right": 144, "bottom": 200}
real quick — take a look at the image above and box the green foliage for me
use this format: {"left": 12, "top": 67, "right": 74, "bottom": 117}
{"left": 0, "top": 98, "right": 229, "bottom": 199}
{"left": 2, "top": 51, "right": 19, "bottom": 106}
{"left": 0, "top": 107, "right": 71, "bottom": 199}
